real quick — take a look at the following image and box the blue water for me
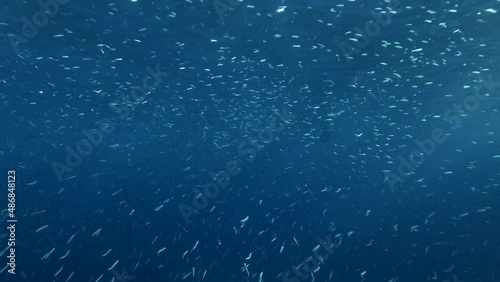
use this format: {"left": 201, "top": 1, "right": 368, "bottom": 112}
{"left": 1, "top": 0, "right": 500, "bottom": 281}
